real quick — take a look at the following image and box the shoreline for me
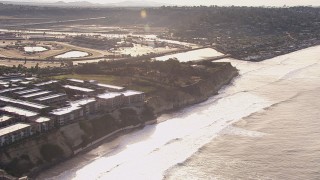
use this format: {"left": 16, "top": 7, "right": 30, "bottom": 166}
{"left": 32, "top": 65, "right": 238, "bottom": 179}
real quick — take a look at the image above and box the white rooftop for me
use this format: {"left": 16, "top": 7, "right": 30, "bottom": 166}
{"left": 34, "top": 80, "right": 58, "bottom": 86}
{"left": 97, "top": 83, "right": 124, "bottom": 90}
{"left": 63, "top": 85, "right": 94, "bottom": 92}
{"left": 0, "top": 123, "right": 31, "bottom": 137}
{"left": 70, "top": 98, "right": 96, "bottom": 107}
{"left": 0, "top": 87, "right": 25, "bottom": 94}
{"left": 0, "top": 96, "right": 48, "bottom": 110}
{"left": 67, "top": 79, "right": 84, "bottom": 83}
{"left": 122, "top": 90, "right": 144, "bottom": 96}
{"left": 34, "top": 117, "right": 51, "bottom": 123}
{"left": 36, "top": 93, "right": 66, "bottom": 101}
{"left": 0, "top": 115, "right": 12, "bottom": 123}
{"left": 97, "top": 92, "right": 122, "bottom": 100}
{"left": 22, "top": 91, "right": 51, "bottom": 98}
{"left": 50, "top": 106, "right": 81, "bottom": 116}
{"left": 15, "top": 88, "right": 41, "bottom": 95}
{"left": 0, "top": 106, "right": 38, "bottom": 117}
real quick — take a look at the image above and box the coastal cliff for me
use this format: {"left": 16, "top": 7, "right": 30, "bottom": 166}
{"left": 147, "top": 62, "right": 238, "bottom": 114}
{"left": 0, "top": 62, "right": 238, "bottom": 178}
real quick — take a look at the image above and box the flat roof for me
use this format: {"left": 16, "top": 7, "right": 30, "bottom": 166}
{"left": 19, "top": 81, "right": 31, "bottom": 85}
{"left": 10, "top": 79, "right": 22, "bottom": 83}
{"left": 0, "top": 81, "right": 9, "bottom": 85}
{"left": 36, "top": 93, "right": 66, "bottom": 101}
{"left": 34, "top": 117, "right": 51, "bottom": 123}
{"left": 0, "top": 96, "right": 48, "bottom": 110}
{"left": 70, "top": 98, "right": 96, "bottom": 107}
{"left": 34, "top": 80, "right": 58, "bottom": 87}
{"left": 50, "top": 106, "right": 81, "bottom": 116}
{"left": 122, "top": 90, "right": 144, "bottom": 96}
{"left": 0, "top": 115, "right": 13, "bottom": 123}
{"left": 15, "top": 88, "right": 41, "bottom": 95}
{"left": 0, "top": 87, "right": 25, "bottom": 94}
{"left": 97, "top": 92, "right": 122, "bottom": 100}
{"left": 97, "top": 83, "right": 124, "bottom": 90}
{"left": 25, "top": 77, "right": 37, "bottom": 81}
{"left": 0, "top": 106, "right": 38, "bottom": 117}
{"left": 0, "top": 123, "right": 31, "bottom": 137}
{"left": 67, "top": 79, "right": 84, "bottom": 83}
{"left": 63, "top": 85, "right": 94, "bottom": 92}
{"left": 21, "top": 91, "right": 51, "bottom": 98}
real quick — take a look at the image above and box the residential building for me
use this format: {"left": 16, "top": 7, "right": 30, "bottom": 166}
{"left": 35, "top": 93, "right": 67, "bottom": 105}
{"left": 97, "top": 92, "right": 123, "bottom": 110}
{"left": 0, "top": 123, "right": 33, "bottom": 147}
{"left": 0, "top": 115, "right": 15, "bottom": 128}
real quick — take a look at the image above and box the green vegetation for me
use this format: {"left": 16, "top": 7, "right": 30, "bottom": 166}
{"left": 53, "top": 74, "right": 118, "bottom": 84}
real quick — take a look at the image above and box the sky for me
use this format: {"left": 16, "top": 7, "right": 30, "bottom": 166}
{"left": 6, "top": 0, "right": 320, "bottom": 6}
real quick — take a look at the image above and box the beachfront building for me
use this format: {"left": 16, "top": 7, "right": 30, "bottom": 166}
{"left": 0, "top": 96, "right": 49, "bottom": 112}
{"left": 97, "top": 83, "right": 125, "bottom": 92}
{"left": 35, "top": 93, "right": 67, "bottom": 105}
{"left": 0, "top": 115, "right": 15, "bottom": 128}
{"left": 63, "top": 85, "right": 95, "bottom": 96}
{"left": 30, "top": 117, "right": 54, "bottom": 133}
{"left": 122, "top": 90, "right": 145, "bottom": 105}
{"left": 70, "top": 98, "right": 97, "bottom": 116}
{"left": 0, "top": 123, "right": 33, "bottom": 147}
{"left": 0, "top": 106, "right": 38, "bottom": 122}
{"left": 97, "top": 92, "right": 123, "bottom": 110}
{"left": 21, "top": 90, "right": 51, "bottom": 99}
{"left": 50, "top": 106, "right": 83, "bottom": 126}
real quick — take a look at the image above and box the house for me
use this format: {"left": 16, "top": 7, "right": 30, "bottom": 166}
{"left": 0, "top": 123, "right": 33, "bottom": 147}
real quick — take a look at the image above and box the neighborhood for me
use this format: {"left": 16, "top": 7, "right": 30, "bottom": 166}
{"left": 0, "top": 74, "right": 145, "bottom": 147}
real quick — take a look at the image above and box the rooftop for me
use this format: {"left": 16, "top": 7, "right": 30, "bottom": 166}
{"left": 122, "top": 90, "right": 144, "bottom": 96}
{"left": 97, "top": 83, "right": 124, "bottom": 90}
{"left": 15, "top": 88, "right": 41, "bottom": 95}
{"left": 63, "top": 85, "right": 94, "bottom": 93}
{"left": 0, "top": 96, "right": 49, "bottom": 110}
{"left": 70, "top": 98, "right": 96, "bottom": 107}
{"left": 33, "top": 117, "right": 51, "bottom": 123}
{"left": 34, "top": 80, "right": 58, "bottom": 87}
{"left": 35, "top": 93, "right": 66, "bottom": 101}
{"left": 67, "top": 79, "right": 84, "bottom": 83}
{"left": 0, "top": 87, "right": 25, "bottom": 94}
{"left": 0, "top": 123, "right": 31, "bottom": 137}
{"left": 0, "top": 115, "right": 13, "bottom": 123}
{"left": 0, "top": 106, "right": 38, "bottom": 117}
{"left": 21, "top": 91, "right": 51, "bottom": 98}
{"left": 97, "top": 92, "right": 122, "bottom": 100}
{"left": 50, "top": 106, "right": 81, "bottom": 116}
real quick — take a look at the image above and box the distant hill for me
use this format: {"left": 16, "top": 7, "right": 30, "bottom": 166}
{"left": 0, "top": 0, "right": 172, "bottom": 7}
{"left": 106, "top": 1, "right": 171, "bottom": 7}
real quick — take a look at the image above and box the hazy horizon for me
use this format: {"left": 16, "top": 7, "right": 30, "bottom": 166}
{"left": 2, "top": 0, "right": 320, "bottom": 7}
